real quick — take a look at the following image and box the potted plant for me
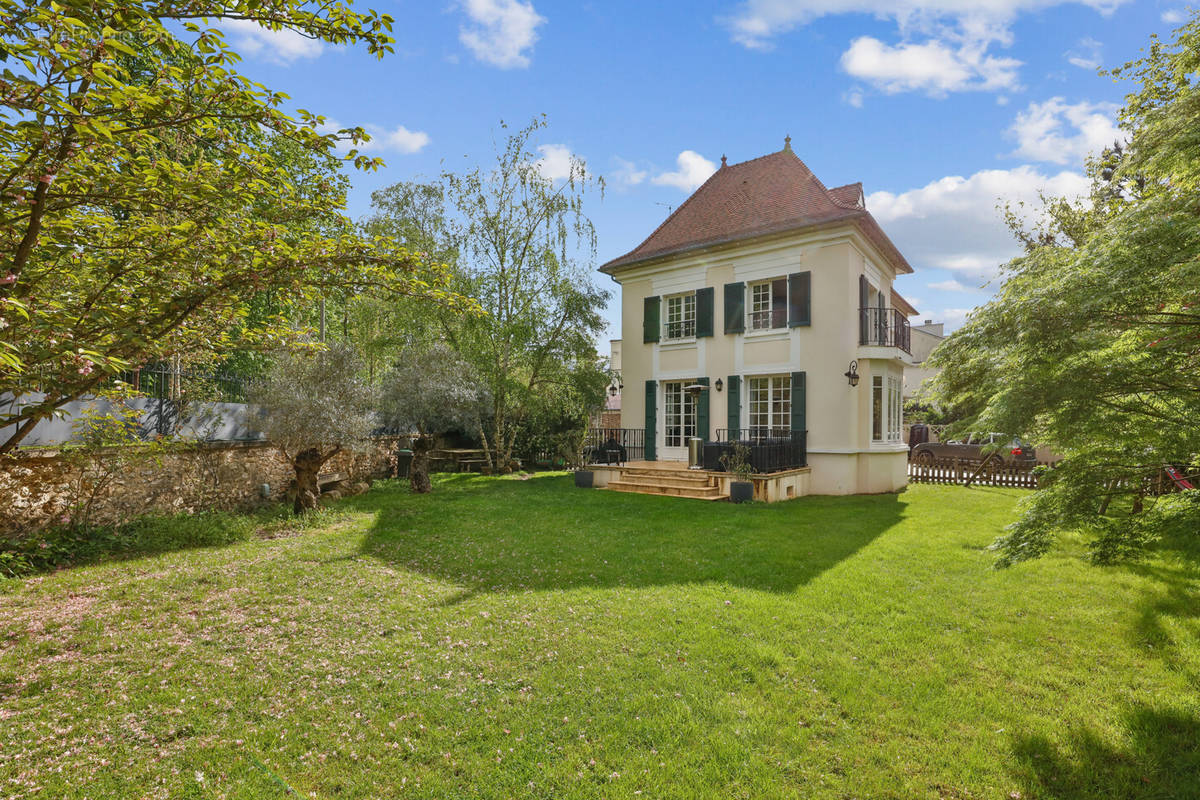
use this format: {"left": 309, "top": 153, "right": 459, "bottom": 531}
{"left": 720, "top": 443, "right": 755, "bottom": 503}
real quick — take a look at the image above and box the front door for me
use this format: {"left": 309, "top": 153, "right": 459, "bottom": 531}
{"left": 662, "top": 380, "right": 696, "bottom": 461}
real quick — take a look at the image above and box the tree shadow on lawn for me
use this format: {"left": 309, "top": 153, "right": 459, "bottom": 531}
{"left": 346, "top": 472, "right": 906, "bottom": 598}
{"left": 1009, "top": 530, "right": 1200, "bottom": 799}
{"left": 1011, "top": 704, "right": 1200, "bottom": 799}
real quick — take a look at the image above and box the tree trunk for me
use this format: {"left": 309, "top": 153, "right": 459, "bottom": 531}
{"left": 293, "top": 447, "right": 323, "bottom": 514}
{"left": 410, "top": 435, "right": 433, "bottom": 494}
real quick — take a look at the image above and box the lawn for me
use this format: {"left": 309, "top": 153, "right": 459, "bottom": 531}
{"left": 1, "top": 475, "right": 1198, "bottom": 799}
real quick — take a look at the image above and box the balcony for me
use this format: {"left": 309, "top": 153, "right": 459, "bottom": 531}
{"left": 859, "top": 307, "right": 911, "bottom": 354}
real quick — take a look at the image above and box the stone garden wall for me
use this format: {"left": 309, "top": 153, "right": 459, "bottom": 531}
{"left": 0, "top": 437, "right": 405, "bottom": 536}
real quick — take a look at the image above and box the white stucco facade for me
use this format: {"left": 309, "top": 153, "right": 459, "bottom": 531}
{"left": 611, "top": 224, "right": 913, "bottom": 495}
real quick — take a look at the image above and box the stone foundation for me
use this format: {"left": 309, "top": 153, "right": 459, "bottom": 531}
{"left": 0, "top": 437, "right": 405, "bottom": 536}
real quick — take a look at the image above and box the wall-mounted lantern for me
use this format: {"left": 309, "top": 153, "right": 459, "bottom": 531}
{"left": 715, "top": 378, "right": 723, "bottom": 392}
{"left": 844, "top": 360, "right": 860, "bottom": 387}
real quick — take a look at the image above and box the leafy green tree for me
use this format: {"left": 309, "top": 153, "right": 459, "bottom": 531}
{"left": 0, "top": 0, "right": 467, "bottom": 454}
{"left": 440, "top": 118, "right": 610, "bottom": 471}
{"left": 930, "top": 13, "right": 1200, "bottom": 564}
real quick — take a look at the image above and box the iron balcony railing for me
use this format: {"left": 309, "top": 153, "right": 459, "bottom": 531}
{"left": 859, "top": 307, "right": 911, "bottom": 354}
{"left": 706, "top": 428, "right": 807, "bottom": 473}
{"left": 584, "top": 428, "right": 646, "bottom": 465}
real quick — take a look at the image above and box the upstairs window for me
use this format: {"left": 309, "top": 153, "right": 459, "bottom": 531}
{"left": 664, "top": 292, "right": 696, "bottom": 340}
{"left": 747, "top": 278, "right": 788, "bottom": 331}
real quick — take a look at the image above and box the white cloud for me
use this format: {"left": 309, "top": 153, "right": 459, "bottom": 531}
{"left": 927, "top": 278, "right": 980, "bottom": 291}
{"left": 222, "top": 20, "right": 324, "bottom": 64}
{"left": 724, "top": 1, "right": 1127, "bottom": 50}
{"left": 1162, "top": 9, "right": 1186, "bottom": 23}
{"left": 652, "top": 151, "right": 718, "bottom": 192}
{"left": 317, "top": 119, "right": 431, "bottom": 154}
{"left": 1065, "top": 36, "right": 1102, "bottom": 69}
{"left": 612, "top": 157, "right": 648, "bottom": 187}
{"left": 867, "top": 165, "right": 1090, "bottom": 282}
{"left": 535, "top": 144, "right": 577, "bottom": 181}
{"left": 459, "top": 0, "right": 545, "bottom": 69}
{"left": 723, "top": 1, "right": 1128, "bottom": 95}
{"left": 937, "top": 307, "right": 976, "bottom": 328}
{"left": 841, "top": 35, "right": 1020, "bottom": 95}
{"left": 1007, "top": 97, "right": 1122, "bottom": 166}
{"left": 844, "top": 88, "right": 865, "bottom": 107}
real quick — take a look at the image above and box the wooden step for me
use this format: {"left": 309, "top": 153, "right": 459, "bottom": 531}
{"left": 606, "top": 480, "right": 726, "bottom": 500}
{"left": 612, "top": 474, "right": 717, "bottom": 491}
{"left": 618, "top": 467, "right": 713, "bottom": 482}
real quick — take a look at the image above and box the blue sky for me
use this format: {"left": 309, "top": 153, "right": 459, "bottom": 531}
{"left": 219, "top": 0, "right": 1188, "bottom": 338}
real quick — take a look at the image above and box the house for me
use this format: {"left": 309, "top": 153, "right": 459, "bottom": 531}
{"left": 903, "top": 320, "right": 945, "bottom": 400}
{"left": 596, "top": 140, "right": 918, "bottom": 496}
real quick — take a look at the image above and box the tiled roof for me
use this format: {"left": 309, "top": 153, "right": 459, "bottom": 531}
{"left": 600, "top": 148, "right": 911, "bottom": 275}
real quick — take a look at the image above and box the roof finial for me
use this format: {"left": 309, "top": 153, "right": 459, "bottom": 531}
{"left": 720, "top": 154, "right": 727, "bottom": 167}
{"left": 783, "top": 134, "right": 792, "bottom": 152}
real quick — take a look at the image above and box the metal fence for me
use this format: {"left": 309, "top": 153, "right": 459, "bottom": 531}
{"left": 706, "top": 429, "right": 807, "bottom": 473}
{"left": 115, "top": 364, "right": 250, "bottom": 404}
{"left": 583, "top": 428, "right": 646, "bottom": 465}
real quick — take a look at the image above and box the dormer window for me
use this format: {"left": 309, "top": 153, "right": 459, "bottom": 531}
{"left": 664, "top": 292, "right": 696, "bottom": 340}
{"left": 747, "top": 278, "right": 788, "bottom": 330}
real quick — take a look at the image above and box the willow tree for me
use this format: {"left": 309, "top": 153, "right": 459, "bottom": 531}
{"left": 440, "top": 118, "right": 609, "bottom": 471}
{"left": 0, "top": 0, "right": 468, "bottom": 453}
{"left": 931, "top": 13, "right": 1200, "bottom": 564}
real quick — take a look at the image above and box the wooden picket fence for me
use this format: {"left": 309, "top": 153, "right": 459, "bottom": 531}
{"left": 907, "top": 458, "right": 1056, "bottom": 489}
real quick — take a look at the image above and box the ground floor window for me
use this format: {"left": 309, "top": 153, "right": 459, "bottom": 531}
{"left": 747, "top": 375, "right": 790, "bottom": 435}
{"left": 663, "top": 380, "right": 697, "bottom": 448}
{"left": 872, "top": 373, "right": 902, "bottom": 442}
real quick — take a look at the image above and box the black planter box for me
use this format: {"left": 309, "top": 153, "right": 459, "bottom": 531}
{"left": 574, "top": 470, "right": 594, "bottom": 488}
{"left": 729, "top": 480, "right": 753, "bottom": 503}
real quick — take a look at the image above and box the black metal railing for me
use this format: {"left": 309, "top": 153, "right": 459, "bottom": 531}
{"left": 584, "top": 428, "right": 645, "bottom": 465}
{"left": 705, "top": 429, "right": 807, "bottom": 473}
{"left": 859, "top": 307, "right": 911, "bottom": 354}
{"left": 115, "top": 363, "right": 251, "bottom": 404}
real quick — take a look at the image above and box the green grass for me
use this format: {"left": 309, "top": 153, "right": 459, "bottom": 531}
{"left": 1, "top": 474, "right": 1197, "bottom": 799}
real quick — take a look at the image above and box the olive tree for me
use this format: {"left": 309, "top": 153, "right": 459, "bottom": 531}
{"left": 379, "top": 342, "right": 489, "bottom": 492}
{"left": 249, "top": 344, "right": 377, "bottom": 513}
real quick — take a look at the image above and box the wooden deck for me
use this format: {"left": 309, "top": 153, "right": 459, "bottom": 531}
{"left": 587, "top": 460, "right": 811, "bottom": 502}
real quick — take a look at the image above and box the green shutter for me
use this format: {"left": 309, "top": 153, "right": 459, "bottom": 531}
{"left": 696, "top": 377, "right": 710, "bottom": 442}
{"left": 788, "top": 271, "right": 811, "bottom": 327}
{"left": 790, "top": 371, "right": 806, "bottom": 434}
{"left": 643, "top": 296, "right": 660, "bottom": 343}
{"left": 726, "top": 375, "right": 740, "bottom": 439}
{"left": 644, "top": 380, "right": 657, "bottom": 461}
{"left": 695, "top": 288, "right": 714, "bottom": 337}
{"left": 723, "top": 282, "right": 745, "bottom": 334}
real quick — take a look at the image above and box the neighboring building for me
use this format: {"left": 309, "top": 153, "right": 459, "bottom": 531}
{"left": 597, "top": 339, "right": 622, "bottom": 429}
{"left": 904, "top": 319, "right": 945, "bottom": 400}
{"left": 599, "top": 141, "right": 918, "bottom": 495}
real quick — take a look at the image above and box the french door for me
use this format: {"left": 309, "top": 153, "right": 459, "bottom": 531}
{"left": 662, "top": 380, "right": 697, "bottom": 461}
